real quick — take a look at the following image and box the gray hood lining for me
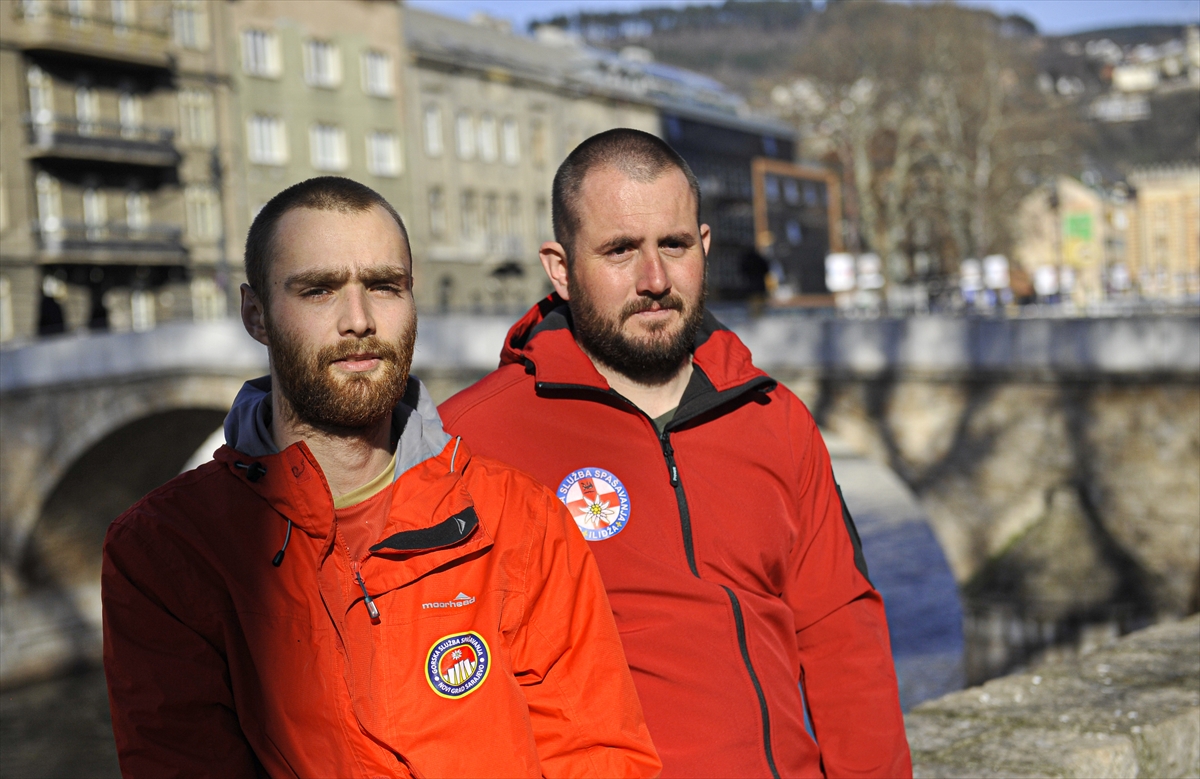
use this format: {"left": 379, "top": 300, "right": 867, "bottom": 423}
{"left": 223, "top": 375, "right": 453, "bottom": 480}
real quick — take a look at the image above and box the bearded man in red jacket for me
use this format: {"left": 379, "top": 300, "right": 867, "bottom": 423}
{"left": 440, "top": 129, "right": 911, "bottom": 778}
{"left": 101, "top": 176, "right": 660, "bottom": 778}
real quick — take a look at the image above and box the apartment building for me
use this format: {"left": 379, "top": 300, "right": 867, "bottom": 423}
{"left": 1127, "top": 164, "right": 1200, "bottom": 300}
{"left": 402, "top": 9, "right": 659, "bottom": 313}
{"left": 0, "top": 0, "right": 236, "bottom": 341}
{"left": 225, "top": 0, "right": 408, "bottom": 269}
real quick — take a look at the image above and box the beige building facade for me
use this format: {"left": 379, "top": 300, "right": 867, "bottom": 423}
{"left": 0, "top": 0, "right": 237, "bottom": 341}
{"left": 225, "top": 0, "right": 408, "bottom": 274}
{"left": 1126, "top": 165, "right": 1200, "bottom": 300}
{"left": 1015, "top": 170, "right": 1199, "bottom": 304}
{"left": 403, "top": 10, "right": 659, "bottom": 313}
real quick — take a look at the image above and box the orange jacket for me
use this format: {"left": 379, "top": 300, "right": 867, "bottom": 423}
{"left": 102, "top": 382, "right": 660, "bottom": 778}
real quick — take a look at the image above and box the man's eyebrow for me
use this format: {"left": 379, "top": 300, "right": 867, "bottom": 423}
{"left": 357, "top": 264, "right": 410, "bottom": 287}
{"left": 283, "top": 264, "right": 409, "bottom": 289}
{"left": 595, "top": 235, "right": 642, "bottom": 254}
{"left": 659, "top": 232, "right": 696, "bottom": 246}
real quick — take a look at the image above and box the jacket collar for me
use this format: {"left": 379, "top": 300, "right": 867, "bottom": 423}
{"left": 503, "top": 294, "right": 775, "bottom": 398}
{"left": 214, "top": 435, "right": 495, "bottom": 593}
{"left": 217, "top": 373, "right": 456, "bottom": 538}
{"left": 224, "top": 374, "right": 452, "bottom": 480}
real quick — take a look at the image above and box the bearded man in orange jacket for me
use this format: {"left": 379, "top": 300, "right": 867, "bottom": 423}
{"left": 101, "top": 176, "right": 661, "bottom": 778}
{"left": 440, "top": 130, "right": 911, "bottom": 778}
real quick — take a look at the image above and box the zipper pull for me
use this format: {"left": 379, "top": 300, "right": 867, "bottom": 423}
{"left": 354, "top": 569, "right": 380, "bottom": 620}
{"left": 660, "top": 432, "right": 680, "bottom": 487}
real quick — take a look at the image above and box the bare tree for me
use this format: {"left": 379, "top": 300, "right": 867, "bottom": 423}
{"left": 771, "top": 3, "right": 1082, "bottom": 283}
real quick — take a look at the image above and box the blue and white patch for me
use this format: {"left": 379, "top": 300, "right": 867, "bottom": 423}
{"left": 556, "top": 467, "right": 631, "bottom": 541}
{"left": 426, "top": 632, "right": 490, "bottom": 699}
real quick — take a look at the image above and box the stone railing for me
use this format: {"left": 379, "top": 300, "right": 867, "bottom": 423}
{"left": 907, "top": 614, "right": 1200, "bottom": 778}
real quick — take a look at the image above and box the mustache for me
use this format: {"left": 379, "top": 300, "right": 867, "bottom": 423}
{"left": 316, "top": 336, "right": 402, "bottom": 367}
{"left": 621, "top": 294, "right": 685, "bottom": 319}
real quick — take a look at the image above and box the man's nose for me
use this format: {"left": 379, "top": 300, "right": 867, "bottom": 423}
{"left": 637, "top": 248, "right": 671, "bottom": 297}
{"left": 337, "top": 286, "right": 375, "bottom": 337}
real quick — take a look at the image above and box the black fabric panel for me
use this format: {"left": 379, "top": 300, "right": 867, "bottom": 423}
{"left": 672, "top": 365, "right": 776, "bottom": 430}
{"left": 371, "top": 507, "right": 479, "bottom": 553}
{"left": 836, "top": 485, "right": 872, "bottom": 585}
{"left": 691, "top": 308, "right": 730, "bottom": 349}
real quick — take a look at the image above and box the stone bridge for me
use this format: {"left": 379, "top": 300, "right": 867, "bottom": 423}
{"left": 1, "top": 312, "right": 1196, "bottom": 697}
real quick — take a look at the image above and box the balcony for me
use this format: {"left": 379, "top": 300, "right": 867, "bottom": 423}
{"left": 26, "top": 116, "right": 180, "bottom": 168}
{"left": 11, "top": 2, "right": 172, "bottom": 69}
{"left": 35, "top": 221, "right": 187, "bottom": 265}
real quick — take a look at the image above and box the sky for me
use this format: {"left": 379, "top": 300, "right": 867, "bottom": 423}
{"left": 407, "top": 0, "right": 1200, "bottom": 37}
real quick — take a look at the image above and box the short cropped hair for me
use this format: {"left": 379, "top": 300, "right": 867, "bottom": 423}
{"left": 551, "top": 128, "right": 701, "bottom": 262}
{"left": 244, "top": 176, "right": 409, "bottom": 307}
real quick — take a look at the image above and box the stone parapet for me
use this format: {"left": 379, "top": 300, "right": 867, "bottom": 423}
{"left": 907, "top": 614, "right": 1200, "bottom": 778}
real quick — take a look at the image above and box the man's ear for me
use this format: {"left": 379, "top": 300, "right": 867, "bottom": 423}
{"left": 539, "top": 241, "right": 571, "bottom": 300}
{"left": 241, "top": 283, "right": 270, "bottom": 346}
{"left": 700, "top": 223, "right": 712, "bottom": 257}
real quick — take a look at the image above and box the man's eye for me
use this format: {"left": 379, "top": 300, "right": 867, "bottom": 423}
{"left": 301, "top": 288, "right": 329, "bottom": 297}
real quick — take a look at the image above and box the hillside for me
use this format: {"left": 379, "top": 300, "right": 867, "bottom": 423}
{"left": 533, "top": 3, "right": 1199, "bottom": 171}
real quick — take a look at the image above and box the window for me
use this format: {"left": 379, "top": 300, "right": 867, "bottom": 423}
{"left": 119, "top": 93, "right": 142, "bottom": 138}
{"left": 535, "top": 196, "right": 550, "bottom": 242}
{"left": 502, "top": 118, "right": 520, "bottom": 165}
{"left": 362, "top": 50, "right": 393, "bottom": 96}
{"left": 309, "top": 123, "right": 347, "bottom": 171}
{"left": 19, "top": 0, "right": 44, "bottom": 19}
{"left": 530, "top": 119, "right": 546, "bottom": 167}
{"left": 75, "top": 87, "right": 99, "bottom": 135}
{"left": 67, "top": 0, "right": 91, "bottom": 27}
{"left": 423, "top": 105, "right": 443, "bottom": 157}
{"left": 131, "top": 289, "right": 155, "bottom": 332}
{"left": 173, "top": 0, "right": 209, "bottom": 50}
{"left": 83, "top": 187, "right": 107, "bottom": 235}
{"left": 191, "top": 277, "right": 226, "bottom": 321}
{"left": 478, "top": 114, "right": 498, "bottom": 163}
{"left": 366, "top": 131, "right": 401, "bottom": 177}
{"left": 455, "top": 112, "right": 475, "bottom": 160}
{"left": 460, "top": 191, "right": 478, "bottom": 240}
{"left": 112, "top": 0, "right": 135, "bottom": 33}
{"left": 35, "top": 171, "right": 61, "bottom": 232}
{"left": 484, "top": 193, "right": 500, "bottom": 248}
{"left": 242, "top": 29, "right": 281, "bottom": 78}
{"left": 303, "top": 40, "right": 341, "bottom": 88}
{"left": 246, "top": 115, "right": 287, "bottom": 165}
{"left": 428, "top": 188, "right": 446, "bottom": 237}
{"left": 178, "top": 89, "right": 215, "bottom": 146}
{"left": 507, "top": 193, "right": 521, "bottom": 241}
{"left": 0, "top": 276, "right": 13, "bottom": 343}
{"left": 126, "top": 191, "right": 149, "bottom": 230}
{"left": 27, "top": 66, "right": 52, "bottom": 126}
{"left": 185, "top": 185, "right": 221, "bottom": 240}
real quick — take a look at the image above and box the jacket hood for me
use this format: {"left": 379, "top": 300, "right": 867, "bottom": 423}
{"left": 224, "top": 374, "right": 453, "bottom": 481}
{"left": 500, "top": 293, "right": 771, "bottom": 394}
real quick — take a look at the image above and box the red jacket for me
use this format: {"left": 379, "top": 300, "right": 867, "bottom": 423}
{"left": 102, "top": 378, "right": 660, "bottom": 778}
{"left": 440, "top": 298, "right": 911, "bottom": 778}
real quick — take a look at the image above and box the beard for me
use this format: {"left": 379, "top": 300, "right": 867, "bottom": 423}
{"left": 568, "top": 275, "right": 707, "bottom": 387}
{"left": 267, "top": 319, "right": 416, "bottom": 431}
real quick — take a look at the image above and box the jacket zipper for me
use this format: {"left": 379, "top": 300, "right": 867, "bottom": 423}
{"left": 350, "top": 560, "right": 380, "bottom": 620}
{"left": 536, "top": 378, "right": 782, "bottom": 777}
{"left": 658, "top": 427, "right": 781, "bottom": 779}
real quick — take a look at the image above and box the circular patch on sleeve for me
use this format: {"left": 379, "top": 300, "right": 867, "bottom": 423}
{"left": 426, "top": 632, "right": 491, "bottom": 699}
{"left": 556, "top": 467, "right": 632, "bottom": 541}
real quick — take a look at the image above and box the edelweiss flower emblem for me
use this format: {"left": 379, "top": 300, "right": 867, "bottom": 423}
{"left": 557, "top": 468, "right": 632, "bottom": 542}
{"left": 581, "top": 495, "right": 618, "bottom": 529}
